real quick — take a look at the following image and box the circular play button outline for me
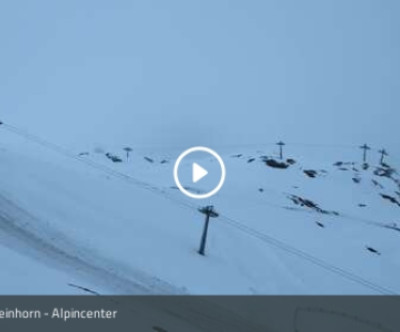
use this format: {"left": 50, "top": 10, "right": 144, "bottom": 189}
{"left": 173, "top": 146, "right": 226, "bottom": 199}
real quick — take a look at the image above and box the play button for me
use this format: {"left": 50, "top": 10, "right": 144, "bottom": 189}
{"left": 192, "top": 163, "right": 208, "bottom": 183}
{"left": 173, "top": 146, "right": 226, "bottom": 199}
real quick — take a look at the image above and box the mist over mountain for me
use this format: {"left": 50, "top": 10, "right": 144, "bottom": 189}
{"left": 1, "top": 1, "right": 399, "bottom": 153}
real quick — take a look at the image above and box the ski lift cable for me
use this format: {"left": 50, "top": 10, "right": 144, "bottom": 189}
{"left": 217, "top": 212, "right": 397, "bottom": 295}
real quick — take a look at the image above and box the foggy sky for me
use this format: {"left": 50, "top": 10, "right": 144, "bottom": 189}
{"left": 0, "top": 1, "right": 399, "bottom": 155}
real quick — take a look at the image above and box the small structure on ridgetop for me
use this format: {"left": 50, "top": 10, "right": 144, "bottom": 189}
{"left": 276, "top": 141, "right": 285, "bottom": 160}
{"left": 378, "top": 148, "right": 388, "bottom": 165}
{"left": 359, "top": 144, "right": 371, "bottom": 164}
{"left": 123, "top": 147, "right": 133, "bottom": 161}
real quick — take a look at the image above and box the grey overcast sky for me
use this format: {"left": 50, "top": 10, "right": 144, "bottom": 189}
{"left": 0, "top": 1, "right": 399, "bottom": 154}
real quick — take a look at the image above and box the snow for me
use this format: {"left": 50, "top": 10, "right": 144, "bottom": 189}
{"left": 0, "top": 125, "right": 399, "bottom": 294}
{"left": 0, "top": 243, "right": 78, "bottom": 295}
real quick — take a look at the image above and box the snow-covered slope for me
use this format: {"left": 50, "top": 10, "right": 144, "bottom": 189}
{"left": 0, "top": 124, "right": 399, "bottom": 294}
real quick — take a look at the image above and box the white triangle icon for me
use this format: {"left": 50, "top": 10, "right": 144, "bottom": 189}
{"left": 192, "top": 163, "right": 208, "bottom": 183}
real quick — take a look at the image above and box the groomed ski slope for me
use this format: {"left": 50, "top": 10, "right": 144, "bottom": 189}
{"left": 0, "top": 124, "right": 399, "bottom": 294}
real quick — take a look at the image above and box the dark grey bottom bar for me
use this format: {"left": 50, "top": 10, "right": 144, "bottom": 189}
{"left": 0, "top": 296, "right": 399, "bottom": 331}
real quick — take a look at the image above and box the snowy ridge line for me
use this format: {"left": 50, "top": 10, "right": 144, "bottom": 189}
{"left": 1, "top": 123, "right": 196, "bottom": 212}
{"left": 0, "top": 122, "right": 396, "bottom": 295}
{"left": 3, "top": 122, "right": 392, "bottom": 232}
{"left": 0, "top": 192, "right": 182, "bottom": 295}
{"left": 77, "top": 141, "right": 400, "bottom": 155}
{"left": 218, "top": 213, "right": 398, "bottom": 295}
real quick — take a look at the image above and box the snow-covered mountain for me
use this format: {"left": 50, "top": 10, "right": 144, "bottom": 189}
{"left": 1, "top": 122, "right": 399, "bottom": 295}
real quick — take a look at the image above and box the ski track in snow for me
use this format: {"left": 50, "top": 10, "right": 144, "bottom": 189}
{"left": 0, "top": 193, "right": 182, "bottom": 295}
